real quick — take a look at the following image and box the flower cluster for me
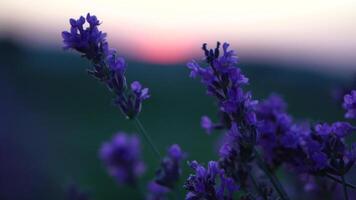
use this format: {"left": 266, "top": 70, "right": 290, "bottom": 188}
{"left": 255, "top": 94, "right": 297, "bottom": 168}
{"left": 188, "top": 42, "right": 258, "bottom": 185}
{"left": 62, "top": 13, "right": 108, "bottom": 63}
{"left": 62, "top": 13, "right": 149, "bottom": 118}
{"left": 147, "top": 144, "right": 185, "bottom": 200}
{"left": 155, "top": 144, "right": 185, "bottom": 188}
{"left": 187, "top": 42, "right": 356, "bottom": 200}
{"left": 343, "top": 90, "right": 356, "bottom": 119}
{"left": 99, "top": 133, "right": 145, "bottom": 186}
{"left": 304, "top": 122, "right": 355, "bottom": 175}
{"left": 256, "top": 94, "right": 356, "bottom": 176}
{"left": 184, "top": 161, "right": 238, "bottom": 200}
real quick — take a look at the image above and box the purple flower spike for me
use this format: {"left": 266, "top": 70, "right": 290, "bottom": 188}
{"left": 343, "top": 90, "right": 356, "bottom": 119}
{"left": 63, "top": 14, "right": 150, "bottom": 118}
{"left": 62, "top": 13, "right": 107, "bottom": 63}
{"left": 184, "top": 161, "right": 238, "bottom": 200}
{"left": 255, "top": 94, "right": 295, "bottom": 166}
{"left": 187, "top": 42, "right": 258, "bottom": 163}
{"left": 155, "top": 144, "right": 185, "bottom": 188}
{"left": 99, "top": 133, "right": 145, "bottom": 186}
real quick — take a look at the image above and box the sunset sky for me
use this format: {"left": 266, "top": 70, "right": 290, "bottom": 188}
{"left": 0, "top": 0, "right": 356, "bottom": 70}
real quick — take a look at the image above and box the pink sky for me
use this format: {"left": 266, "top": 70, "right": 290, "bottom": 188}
{"left": 0, "top": 0, "right": 356, "bottom": 71}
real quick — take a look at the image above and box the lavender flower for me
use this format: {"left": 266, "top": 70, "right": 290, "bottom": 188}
{"left": 184, "top": 161, "right": 238, "bottom": 200}
{"left": 255, "top": 94, "right": 295, "bottom": 167}
{"left": 62, "top": 13, "right": 108, "bottom": 63}
{"left": 268, "top": 120, "right": 355, "bottom": 176}
{"left": 255, "top": 94, "right": 356, "bottom": 178}
{"left": 155, "top": 144, "right": 185, "bottom": 188}
{"left": 187, "top": 42, "right": 258, "bottom": 175}
{"left": 99, "top": 133, "right": 145, "bottom": 186}
{"left": 62, "top": 13, "right": 149, "bottom": 118}
{"left": 309, "top": 122, "right": 355, "bottom": 175}
{"left": 343, "top": 90, "right": 356, "bottom": 119}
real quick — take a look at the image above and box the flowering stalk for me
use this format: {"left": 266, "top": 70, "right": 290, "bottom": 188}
{"left": 255, "top": 150, "right": 289, "bottom": 200}
{"left": 147, "top": 144, "right": 185, "bottom": 200}
{"left": 325, "top": 174, "right": 356, "bottom": 189}
{"left": 341, "top": 175, "right": 349, "bottom": 200}
{"left": 188, "top": 42, "right": 289, "bottom": 200}
{"left": 256, "top": 92, "right": 356, "bottom": 198}
{"left": 134, "top": 118, "right": 161, "bottom": 159}
{"left": 62, "top": 13, "right": 161, "bottom": 160}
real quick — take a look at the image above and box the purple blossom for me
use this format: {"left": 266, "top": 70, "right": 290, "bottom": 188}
{"left": 201, "top": 116, "right": 214, "bottom": 134}
{"left": 99, "top": 133, "right": 145, "bottom": 186}
{"left": 187, "top": 42, "right": 260, "bottom": 190}
{"left": 314, "top": 121, "right": 353, "bottom": 138}
{"left": 63, "top": 13, "right": 150, "bottom": 118}
{"left": 155, "top": 144, "right": 185, "bottom": 188}
{"left": 62, "top": 13, "right": 108, "bottom": 63}
{"left": 315, "top": 123, "right": 332, "bottom": 136}
{"left": 255, "top": 94, "right": 295, "bottom": 166}
{"left": 311, "top": 152, "right": 328, "bottom": 170}
{"left": 255, "top": 94, "right": 356, "bottom": 175}
{"left": 343, "top": 90, "right": 356, "bottom": 119}
{"left": 184, "top": 161, "right": 238, "bottom": 200}
{"left": 331, "top": 122, "right": 353, "bottom": 137}
{"left": 280, "top": 132, "right": 298, "bottom": 149}
{"left": 187, "top": 43, "right": 254, "bottom": 122}
{"left": 296, "top": 121, "right": 356, "bottom": 174}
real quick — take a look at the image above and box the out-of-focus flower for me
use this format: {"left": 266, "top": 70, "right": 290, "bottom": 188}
{"left": 184, "top": 161, "right": 238, "bottom": 200}
{"left": 201, "top": 116, "right": 214, "bottom": 134}
{"left": 99, "top": 133, "right": 145, "bottom": 186}
{"left": 255, "top": 94, "right": 295, "bottom": 167}
{"left": 155, "top": 144, "right": 185, "bottom": 188}
{"left": 343, "top": 90, "right": 356, "bottom": 119}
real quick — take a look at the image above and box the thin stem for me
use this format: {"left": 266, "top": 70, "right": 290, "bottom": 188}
{"left": 133, "top": 117, "right": 162, "bottom": 160}
{"left": 341, "top": 175, "right": 349, "bottom": 200}
{"left": 325, "top": 174, "right": 356, "bottom": 189}
{"left": 254, "top": 149, "right": 290, "bottom": 200}
{"left": 249, "top": 173, "right": 267, "bottom": 200}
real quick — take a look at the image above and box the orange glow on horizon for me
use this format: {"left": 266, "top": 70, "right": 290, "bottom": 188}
{"left": 0, "top": 0, "right": 356, "bottom": 69}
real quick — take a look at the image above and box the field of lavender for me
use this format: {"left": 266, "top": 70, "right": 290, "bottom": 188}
{"left": 1, "top": 14, "right": 356, "bottom": 200}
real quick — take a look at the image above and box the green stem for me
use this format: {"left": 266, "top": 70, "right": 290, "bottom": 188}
{"left": 254, "top": 149, "right": 290, "bottom": 200}
{"left": 133, "top": 117, "right": 161, "bottom": 160}
{"left": 341, "top": 175, "right": 349, "bottom": 200}
{"left": 325, "top": 174, "right": 356, "bottom": 189}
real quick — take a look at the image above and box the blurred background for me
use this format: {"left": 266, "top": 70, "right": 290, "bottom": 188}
{"left": 0, "top": 0, "right": 356, "bottom": 199}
